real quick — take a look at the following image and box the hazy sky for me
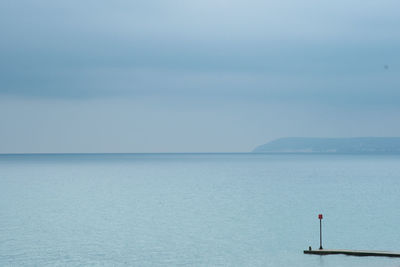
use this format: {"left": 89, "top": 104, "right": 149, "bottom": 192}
{"left": 1, "top": 0, "right": 399, "bottom": 153}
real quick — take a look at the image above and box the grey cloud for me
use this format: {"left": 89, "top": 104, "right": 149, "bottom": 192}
{"left": 0, "top": 1, "right": 399, "bottom": 105}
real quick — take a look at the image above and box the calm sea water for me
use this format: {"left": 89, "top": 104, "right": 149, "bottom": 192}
{"left": 1, "top": 153, "right": 400, "bottom": 266}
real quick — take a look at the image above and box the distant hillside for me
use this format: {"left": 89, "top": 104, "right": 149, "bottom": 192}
{"left": 253, "top": 137, "right": 400, "bottom": 153}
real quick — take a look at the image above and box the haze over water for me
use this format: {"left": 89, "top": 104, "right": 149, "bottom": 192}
{"left": 1, "top": 153, "right": 400, "bottom": 266}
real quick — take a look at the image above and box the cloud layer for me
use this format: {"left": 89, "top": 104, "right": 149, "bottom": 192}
{"left": 1, "top": 0, "right": 399, "bottom": 152}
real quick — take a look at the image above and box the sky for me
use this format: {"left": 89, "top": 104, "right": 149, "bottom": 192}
{"left": 0, "top": 0, "right": 399, "bottom": 153}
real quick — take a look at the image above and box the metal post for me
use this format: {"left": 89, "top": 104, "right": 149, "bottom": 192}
{"left": 319, "top": 219, "right": 322, "bottom": 249}
{"left": 318, "top": 213, "right": 323, "bottom": 250}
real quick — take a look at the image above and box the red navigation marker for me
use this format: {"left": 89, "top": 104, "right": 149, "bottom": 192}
{"left": 319, "top": 214, "right": 323, "bottom": 220}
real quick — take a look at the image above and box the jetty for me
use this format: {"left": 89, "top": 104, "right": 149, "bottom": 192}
{"left": 305, "top": 214, "right": 400, "bottom": 258}
{"left": 304, "top": 249, "right": 400, "bottom": 258}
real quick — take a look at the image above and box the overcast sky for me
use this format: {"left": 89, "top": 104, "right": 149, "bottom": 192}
{"left": 1, "top": 0, "right": 399, "bottom": 153}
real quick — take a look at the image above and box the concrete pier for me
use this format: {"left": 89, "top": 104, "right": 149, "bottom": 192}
{"left": 304, "top": 249, "right": 400, "bottom": 258}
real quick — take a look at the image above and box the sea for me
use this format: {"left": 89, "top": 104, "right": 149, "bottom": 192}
{"left": 1, "top": 153, "right": 400, "bottom": 267}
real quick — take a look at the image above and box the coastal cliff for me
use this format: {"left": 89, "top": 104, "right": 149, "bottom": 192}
{"left": 253, "top": 137, "right": 400, "bottom": 153}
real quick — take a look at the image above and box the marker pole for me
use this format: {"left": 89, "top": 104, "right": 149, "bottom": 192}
{"left": 318, "top": 214, "right": 323, "bottom": 250}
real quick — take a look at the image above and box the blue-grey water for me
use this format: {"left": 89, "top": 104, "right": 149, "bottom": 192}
{"left": 1, "top": 153, "right": 400, "bottom": 266}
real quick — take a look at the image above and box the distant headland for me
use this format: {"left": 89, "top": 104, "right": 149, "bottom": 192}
{"left": 253, "top": 137, "right": 400, "bottom": 153}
